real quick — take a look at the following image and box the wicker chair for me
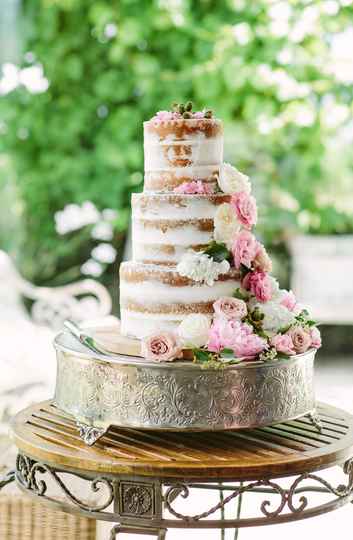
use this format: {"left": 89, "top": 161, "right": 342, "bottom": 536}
{"left": 0, "top": 494, "right": 96, "bottom": 540}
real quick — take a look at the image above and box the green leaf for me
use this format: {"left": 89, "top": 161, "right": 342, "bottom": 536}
{"left": 220, "top": 348, "right": 236, "bottom": 359}
{"left": 233, "top": 287, "right": 250, "bottom": 301}
{"left": 192, "top": 348, "right": 211, "bottom": 363}
{"left": 279, "top": 324, "right": 292, "bottom": 334}
{"left": 239, "top": 264, "right": 251, "bottom": 278}
{"left": 203, "top": 241, "right": 231, "bottom": 263}
{"left": 276, "top": 353, "right": 291, "bottom": 361}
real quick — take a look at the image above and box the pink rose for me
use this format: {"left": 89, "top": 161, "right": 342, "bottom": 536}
{"left": 280, "top": 290, "right": 297, "bottom": 312}
{"left": 207, "top": 319, "right": 267, "bottom": 358}
{"left": 174, "top": 180, "right": 214, "bottom": 195}
{"left": 193, "top": 111, "right": 205, "bottom": 118}
{"left": 213, "top": 297, "right": 247, "bottom": 320}
{"left": 253, "top": 243, "right": 272, "bottom": 273}
{"left": 141, "top": 332, "right": 182, "bottom": 362}
{"left": 231, "top": 191, "right": 257, "bottom": 229}
{"left": 242, "top": 270, "right": 272, "bottom": 303}
{"left": 232, "top": 230, "right": 258, "bottom": 269}
{"left": 310, "top": 327, "right": 322, "bottom": 349}
{"left": 288, "top": 326, "right": 312, "bottom": 354}
{"left": 271, "top": 334, "right": 296, "bottom": 356}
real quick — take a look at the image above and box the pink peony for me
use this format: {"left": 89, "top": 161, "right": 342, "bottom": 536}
{"left": 271, "top": 334, "right": 296, "bottom": 355}
{"left": 242, "top": 270, "right": 272, "bottom": 303}
{"left": 174, "top": 180, "right": 214, "bottom": 195}
{"left": 237, "top": 331, "right": 268, "bottom": 358}
{"left": 310, "top": 327, "right": 322, "bottom": 349}
{"left": 253, "top": 243, "right": 273, "bottom": 273}
{"left": 141, "top": 332, "right": 182, "bottom": 362}
{"left": 207, "top": 318, "right": 267, "bottom": 358}
{"left": 207, "top": 318, "right": 240, "bottom": 352}
{"left": 232, "top": 230, "right": 258, "bottom": 269}
{"left": 280, "top": 290, "right": 297, "bottom": 312}
{"left": 288, "top": 326, "right": 312, "bottom": 354}
{"left": 231, "top": 191, "right": 257, "bottom": 229}
{"left": 213, "top": 297, "right": 247, "bottom": 320}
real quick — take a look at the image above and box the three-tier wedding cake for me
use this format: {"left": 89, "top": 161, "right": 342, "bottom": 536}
{"left": 119, "top": 102, "right": 321, "bottom": 364}
{"left": 53, "top": 102, "right": 322, "bottom": 437}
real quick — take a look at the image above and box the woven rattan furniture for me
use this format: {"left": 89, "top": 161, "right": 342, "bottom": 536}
{"left": 0, "top": 494, "right": 96, "bottom": 540}
{"left": 3, "top": 400, "right": 353, "bottom": 539}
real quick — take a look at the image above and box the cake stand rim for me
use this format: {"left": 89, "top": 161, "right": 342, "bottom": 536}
{"left": 54, "top": 329, "right": 316, "bottom": 371}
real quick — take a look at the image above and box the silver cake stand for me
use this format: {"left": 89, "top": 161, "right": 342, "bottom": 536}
{"left": 53, "top": 323, "right": 320, "bottom": 445}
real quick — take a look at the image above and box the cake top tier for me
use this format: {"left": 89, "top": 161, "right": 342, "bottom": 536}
{"left": 144, "top": 102, "right": 223, "bottom": 193}
{"left": 144, "top": 116, "right": 223, "bottom": 140}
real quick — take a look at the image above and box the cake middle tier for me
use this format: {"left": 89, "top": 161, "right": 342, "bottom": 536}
{"left": 120, "top": 261, "right": 241, "bottom": 339}
{"left": 132, "top": 192, "right": 230, "bottom": 264}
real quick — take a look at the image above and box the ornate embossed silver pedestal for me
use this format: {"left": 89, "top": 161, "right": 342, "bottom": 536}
{"left": 54, "top": 330, "right": 316, "bottom": 443}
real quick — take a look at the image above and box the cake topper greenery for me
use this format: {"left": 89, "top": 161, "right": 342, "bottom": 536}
{"left": 171, "top": 101, "right": 213, "bottom": 119}
{"left": 141, "top": 157, "right": 321, "bottom": 366}
{"left": 152, "top": 101, "right": 213, "bottom": 122}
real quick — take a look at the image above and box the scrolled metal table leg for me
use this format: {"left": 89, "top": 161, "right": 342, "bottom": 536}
{"left": 109, "top": 525, "right": 167, "bottom": 539}
{"left": 219, "top": 482, "right": 225, "bottom": 540}
{"left": 234, "top": 482, "right": 243, "bottom": 540}
{"left": 0, "top": 469, "right": 15, "bottom": 491}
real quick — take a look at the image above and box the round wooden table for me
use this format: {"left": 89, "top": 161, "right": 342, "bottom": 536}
{"left": 3, "top": 400, "right": 353, "bottom": 539}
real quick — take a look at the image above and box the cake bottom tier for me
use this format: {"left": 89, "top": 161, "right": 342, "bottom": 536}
{"left": 119, "top": 261, "right": 240, "bottom": 339}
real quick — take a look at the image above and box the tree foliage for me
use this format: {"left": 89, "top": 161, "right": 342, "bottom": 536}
{"left": 0, "top": 0, "right": 352, "bottom": 286}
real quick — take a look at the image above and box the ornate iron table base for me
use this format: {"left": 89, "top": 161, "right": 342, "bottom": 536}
{"left": 0, "top": 453, "right": 351, "bottom": 538}
{"left": 6, "top": 400, "right": 353, "bottom": 538}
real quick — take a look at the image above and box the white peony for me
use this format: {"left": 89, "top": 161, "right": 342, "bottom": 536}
{"left": 218, "top": 163, "right": 251, "bottom": 195}
{"left": 177, "top": 251, "right": 230, "bottom": 286}
{"left": 178, "top": 314, "right": 211, "bottom": 348}
{"left": 255, "top": 301, "right": 296, "bottom": 334}
{"left": 214, "top": 203, "right": 241, "bottom": 248}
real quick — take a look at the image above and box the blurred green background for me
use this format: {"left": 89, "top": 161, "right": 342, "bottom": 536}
{"left": 0, "top": 0, "right": 353, "bottom": 300}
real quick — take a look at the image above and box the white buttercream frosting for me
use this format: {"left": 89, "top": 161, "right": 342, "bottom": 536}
{"left": 131, "top": 193, "right": 230, "bottom": 264}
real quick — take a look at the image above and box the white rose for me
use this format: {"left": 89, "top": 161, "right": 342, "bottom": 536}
{"left": 178, "top": 314, "right": 211, "bottom": 347}
{"left": 255, "top": 301, "right": 296, "bottom": 334}
{"left": 177, "top": 251, "right": 230, "bottom": 286}
{"left": 218, "top": 163, "right": 251, "bottom": 195}
{"left": 214, "top": 203, "right": 241, "bottom": 248}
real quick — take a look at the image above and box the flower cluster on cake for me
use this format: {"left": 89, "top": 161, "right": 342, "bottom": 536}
{"left": 119, "top": 102, "right": 321, "bottom": 365}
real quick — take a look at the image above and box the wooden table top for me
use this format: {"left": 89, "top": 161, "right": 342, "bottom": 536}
{"left": 11, "top": 400, "right": 353, "bottom": 481}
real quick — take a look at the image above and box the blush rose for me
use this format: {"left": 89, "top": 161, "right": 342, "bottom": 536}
{"left": 287, "top": 326, "right": 312, "bottom": 354}
{"left": 232, "top": 230, "right": 258, "bottom": 269}
{"left": 231, "top": 191, "right": 258, "bottom": 229}
{"left": 213, "top": 297, "right": 247, "bottom": 320}
{"left": 271, "top": 334, "right": 296, "bottom": 355}
{"left": 141, "top": 332, "right": 182, "bottom": 362}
